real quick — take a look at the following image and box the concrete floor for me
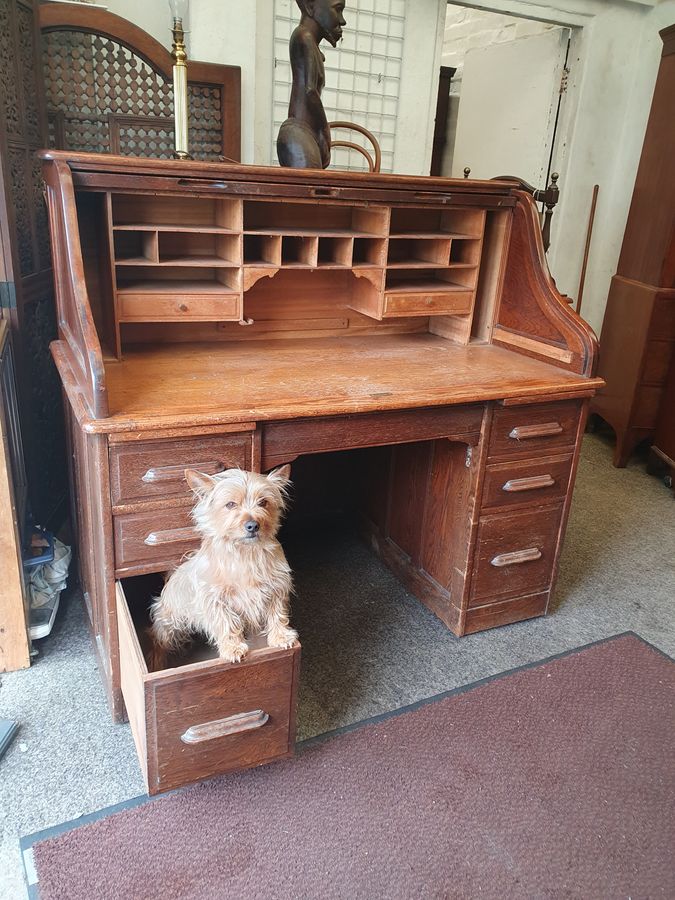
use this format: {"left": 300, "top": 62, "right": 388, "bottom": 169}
{"left": 1, "top": 433, "right": 674, "bottom": 900}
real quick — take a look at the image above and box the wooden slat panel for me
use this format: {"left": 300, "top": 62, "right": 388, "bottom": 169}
{"left": 263, "top": 404, "right": 482, "bottom": 469}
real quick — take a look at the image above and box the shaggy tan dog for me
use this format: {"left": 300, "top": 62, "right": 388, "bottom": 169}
{"left": 149, "top": 465, "right": 297, "bottom": 667}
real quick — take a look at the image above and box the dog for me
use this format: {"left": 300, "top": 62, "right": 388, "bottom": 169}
{"left": 149, "top": 465, "right": 297, "bottom": 668}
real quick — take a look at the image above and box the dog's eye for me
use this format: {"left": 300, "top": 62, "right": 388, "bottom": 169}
{"left": 258, "top": 498, "right": 268, "bottom": 508}
{"left": 225, "top": 501, "right": 237, "bottom": 510}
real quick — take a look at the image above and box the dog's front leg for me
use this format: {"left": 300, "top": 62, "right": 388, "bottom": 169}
{"left": 264, "top": 589, "right": 298, "bottom": 650}
{"left": 206, "top": 593, "right": 249, "bottom": 663}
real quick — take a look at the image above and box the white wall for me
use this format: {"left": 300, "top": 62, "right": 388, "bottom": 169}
{"left": 101, "top": 0, "right": 447, "bottom": 173}
{"left": 442, "top": 5, "right": 555, "bottom": 69}
{"left": 103, "top": 0, "right": 271, "bottom": 164}
{"left": 103, "top": 0, "right": 172, "bottom": 50}
{"left": 393, "top": 0, "right": 447, "bottom": 174}
{"left": 452, "top": 0, "right": 675, "bottom": 334}
{"left": 99, "top": 0, "right": 675, "bottom": 334}
{"left": 546, "top": 0, "right": 674, "bottom": 334}
{"left": 440, "top": 7, "right": 560, "bottom": 176}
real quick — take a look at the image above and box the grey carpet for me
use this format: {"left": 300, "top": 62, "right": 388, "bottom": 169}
{"left": 1, "top": 433, "right": 674, "bottom": 899}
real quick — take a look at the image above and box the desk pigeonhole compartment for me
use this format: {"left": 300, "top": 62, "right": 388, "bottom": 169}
{"left": 116, "top": 573, "right": 301, "bottom": 795}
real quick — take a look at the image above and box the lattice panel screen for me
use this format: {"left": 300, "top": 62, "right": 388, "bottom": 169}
{"left": 42, "top": 30, "right": 222, "bottom": 159}
{"left": 273, "top": 0, "right": 406, "bottom": 172}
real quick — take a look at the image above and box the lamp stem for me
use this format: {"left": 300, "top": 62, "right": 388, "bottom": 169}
{"left": 171, "top": 18, "right": 191, "bottom": 160}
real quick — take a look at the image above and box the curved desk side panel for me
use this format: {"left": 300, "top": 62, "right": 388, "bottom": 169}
{"left": 492, "top": 191, "right": 599, "bottom": 378}
{"left": 43, "top": 159, "right": 108, "bottom": 418}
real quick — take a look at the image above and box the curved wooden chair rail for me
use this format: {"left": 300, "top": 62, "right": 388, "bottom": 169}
{"left": 492, "top": 172, "right": 560, "bottom": 252}
{"left": 328, "top": 121, "right": 382, "bottom": 173}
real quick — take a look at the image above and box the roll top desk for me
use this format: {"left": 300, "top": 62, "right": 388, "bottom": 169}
{"left": 42, "top": 152, "right": 602, "bottom": 794}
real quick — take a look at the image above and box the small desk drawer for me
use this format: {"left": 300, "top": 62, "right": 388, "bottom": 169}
{"left": 110, "top": 432, "right": 253, "bottom": 505}
{"left": 470, "top": 504, "right": 563, "bottom": 604}
{"left": 118, "top": 293, "right": 241, "bottom": 323}
{"left": 383, "top": 290, "right": 473, "bottom": 318}
{"left": 114, "top": 506, "right": 198, "bottom": 574}
{"left": 481, "top": 452, "right": 573, "bottom": 511}
{"left": 117, "top": 575, "right": 300, "bottom": 795}
{"left": 489, "top": 401, "right": 581, "bottom": 459}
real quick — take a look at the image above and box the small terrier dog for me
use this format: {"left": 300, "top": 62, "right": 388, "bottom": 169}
{"left": 149, "top": 465, "right": 297, "bottom": 667}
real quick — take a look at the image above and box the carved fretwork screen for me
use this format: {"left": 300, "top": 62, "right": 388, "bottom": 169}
{"left": 42, "top": 30, "right": 224, "bottom": 159}
{"left": 0, "top": 0, "right": 66, "bottom": 527}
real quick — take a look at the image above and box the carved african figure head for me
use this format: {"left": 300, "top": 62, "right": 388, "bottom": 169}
{"left": 295, "top": 0, "right": 346, "bottom": 47}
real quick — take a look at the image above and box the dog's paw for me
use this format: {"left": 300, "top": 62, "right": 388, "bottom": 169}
{"left": 267, "top": 627, "right": 298, "bottom": 649}
{"left": 220, "top": 640, "right": 249, "bottom": 663}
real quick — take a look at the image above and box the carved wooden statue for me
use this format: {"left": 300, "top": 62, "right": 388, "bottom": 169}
{"left": 277, "top": 0, "right": 346, "bottom": 169}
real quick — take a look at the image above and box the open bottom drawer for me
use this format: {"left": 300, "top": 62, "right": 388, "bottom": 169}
{"left": 117, "top": 574, "right": 301, "bottom": 795}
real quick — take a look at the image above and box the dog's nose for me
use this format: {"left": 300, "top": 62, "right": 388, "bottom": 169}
{"left": 244, "top": 520, "right": 259, "bottom": 535}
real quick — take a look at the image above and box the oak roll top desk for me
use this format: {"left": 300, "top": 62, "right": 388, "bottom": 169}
{"left": 42, "top": 152, "right": 602, "bottom": 794}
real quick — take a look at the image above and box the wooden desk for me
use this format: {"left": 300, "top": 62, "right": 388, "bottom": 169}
{"left": 42, "top": 152, "right": 601, "bottom": 794}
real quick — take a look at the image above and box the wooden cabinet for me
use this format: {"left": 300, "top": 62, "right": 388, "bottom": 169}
{"left": 591, "top": 25, "right": 675, "bottom": 466}
{"left": 42, "top": 151, "right": 601, "bottom": 793}
{"left": 649, "top": 356, "right": 675, "bottom": 495}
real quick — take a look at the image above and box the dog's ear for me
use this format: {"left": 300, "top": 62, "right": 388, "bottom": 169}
{"left": 185, "top": 469, "right": 217, "bottom": 496}
{"left": 267, "top": 464, "right": 291, "bottom": 486}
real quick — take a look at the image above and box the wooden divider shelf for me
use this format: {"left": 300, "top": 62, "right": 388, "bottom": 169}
{"left": 112, "top": 194, "right": 242, "bottom": 232}
{"left": 386, "top": 237, "right": 452, "bottom": 268}
{"left": 103, "top": 191, "right": 489, "bottom": 337}
{"left": 157, "top": 232, "right": 240, "bottom": 267}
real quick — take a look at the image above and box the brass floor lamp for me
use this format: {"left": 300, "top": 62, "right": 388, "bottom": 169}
{"left": 169, "top": 0, "right": 191, "bottom": 159}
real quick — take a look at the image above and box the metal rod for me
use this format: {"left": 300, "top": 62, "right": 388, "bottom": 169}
{"left": 576, "top": 184, "right": 599, "bottom": 315}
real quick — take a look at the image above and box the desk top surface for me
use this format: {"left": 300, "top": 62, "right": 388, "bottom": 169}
{"left": 70, "top": 334, "right": 603, "bottom": 433}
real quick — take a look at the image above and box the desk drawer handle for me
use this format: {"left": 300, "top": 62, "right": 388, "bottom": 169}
{"left": 144, "top": 526, "right": 198, "bottom": 546}
{"left": 181, "top": 710, "right": 269, "bottom": 744}
{"left": 502, "top": 474, "right": 555, "bottom": 493}
{"left": 491, "top": 548, "right": 542, "bottom": 567}
{"left": 509, "top": 422, "right": 563, "bottom": 441}
{"left": 310, "top": 186, "right": 340, "bottom": 198}
{"left": 413, "top": 191, "right": 453, "bottom": 203}
{"left": 141, "top": 461, "right": 225, "bottom": 484}
{"left": 177, "top": 178, "right": 229, "bottom": 189}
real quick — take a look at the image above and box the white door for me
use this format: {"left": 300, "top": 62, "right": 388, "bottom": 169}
{"left": 451, "top": 28, "right": 570, "bottom": 187}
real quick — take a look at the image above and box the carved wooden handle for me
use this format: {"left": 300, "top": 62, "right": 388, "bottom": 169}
{"left": 490, "top": 548, "right": 542, "bottom": 567}
{"left": 141, "top": 461, "right": 226, "bottom": 484}
{"left": 181, "top": 710, "right": 269, "bottom": 744}
{"left": 144, "top": 526, "right": 198, "bottom": 546}
{"left": 508, "top": 422, "right": 563, "bottom": 440}
{"left": 502, "top": 474, "right": 555, "bottom": 493}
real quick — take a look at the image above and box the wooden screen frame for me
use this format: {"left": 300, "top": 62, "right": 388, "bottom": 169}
{"left": 38, "top": 1, "right": 241, "bottom": 162}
